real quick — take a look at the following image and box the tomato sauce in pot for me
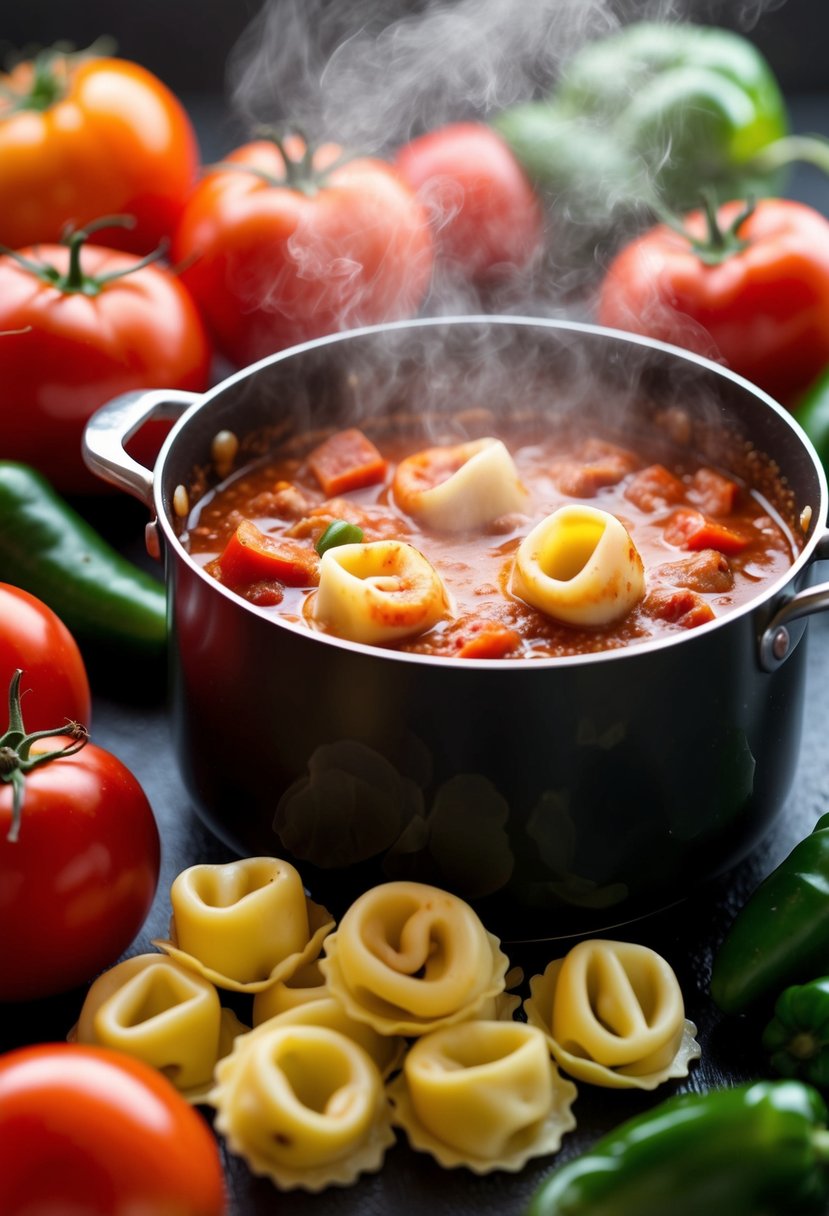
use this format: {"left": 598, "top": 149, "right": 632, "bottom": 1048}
{"left": 184, "top": 422, "right": 800, "bottom": 659}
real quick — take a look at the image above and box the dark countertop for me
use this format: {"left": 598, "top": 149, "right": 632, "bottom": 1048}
{"left": 4, "top": 91, "right": 829, "bottom": 1215}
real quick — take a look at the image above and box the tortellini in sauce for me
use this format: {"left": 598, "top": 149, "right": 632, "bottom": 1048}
{"left": 209, "top": 1023, "right": 395, "bottom": 1191}
{"left": 154, "top": 856, "right": 334, "bottom": 992}
{"left": 320, "top": 880, "right": 510, "bottom": 1035}
{"left": 388, "top": 1020, "right": 577, "bottom": 1172}
{"left": 312, "top": 539, "right": 450, "bottom": 645}
{"left": 71, "top": 953, "right": 247, "bottom": 1102}
{"left": 511, "top": 504, "right": 645, "bottom": 626}
{"left": 392, "top": 437, "right": 530, "bottom": 531}
{"left": 524, "top": 939, "right": 701, "bottom": 1089}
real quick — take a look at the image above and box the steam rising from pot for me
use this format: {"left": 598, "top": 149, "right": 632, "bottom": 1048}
{"left": 219, "top": 0, "right": 787, "bottom": 373}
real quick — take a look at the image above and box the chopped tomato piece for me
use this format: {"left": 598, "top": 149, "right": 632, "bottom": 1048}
{"left": 653, "top": 548, "right": 734, "bottom": 594}
{"left": 551, "top": 442, "right": 638, "bottom": 498}
{"left": 663, "top": 508, "right": 750, "bottom": 555}
{"left": 624, "top": 464, "right": 686, "bottom": 512}
{"left": 644, "top": 586, "right": 716, "bottom": 629}
{"left": 456, "top": 622, "right": 521, "bottom": 659}
{"left": 689, "top": 467, "right": 740, "bottom": 516}
{"left": 308, "top": 428, "right": 388, "bottom": 496}
{"left": 216, "top": 519, "right": 320, "bottom": 588}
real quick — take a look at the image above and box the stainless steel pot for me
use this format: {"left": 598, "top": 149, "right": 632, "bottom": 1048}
{"left": 83, "top": 316, "right": 829, "bottom": 941}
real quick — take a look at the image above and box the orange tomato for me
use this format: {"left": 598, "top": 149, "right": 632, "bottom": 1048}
{"left": 0, "top": 51, "right": 199, "bottom": 253}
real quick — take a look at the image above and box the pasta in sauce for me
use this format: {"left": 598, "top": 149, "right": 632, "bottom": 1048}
{"left": 186, "top": 422, "right": 799, "bottom": 658}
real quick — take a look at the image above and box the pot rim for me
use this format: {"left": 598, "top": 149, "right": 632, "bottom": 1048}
{"left": 153, "top": 314, "right": 829, "bottom": 670}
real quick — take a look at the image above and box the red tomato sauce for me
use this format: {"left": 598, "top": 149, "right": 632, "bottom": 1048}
{"left": 185, "top": 426, "right": 800, "bottom": 659}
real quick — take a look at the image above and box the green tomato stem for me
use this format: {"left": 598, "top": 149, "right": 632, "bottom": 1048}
{"left": 1, "top": 669, "right": 89, "bottom": 842}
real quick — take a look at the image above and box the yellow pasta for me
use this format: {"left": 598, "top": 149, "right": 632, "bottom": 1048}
{"left": 388, "top": 1020, "right": 577, "bottom": 1172}
{"left": 312, "top": 539, "right": 450, "bottom": 645}
{"left": 210, "top": 1023, "right": 395, "bottom": 1191}
{"left": 511, "top": 504, "right": 645, "bottom": 626}
{"left": 253, "top": 958, "right": 328, "bottom": 1023}
{"left": 524, "top": 939, "right": 701, "bottom": 1089}
{"left": 154, "top": 856, "right": 334, "bottom": 992}
{"left": 391, "top": 437, "right": 530, "bottom": 531}
{"left": 247, "top": 995, "right": 405, "bottom": 1080}
{"left": 71, "top": 953, "right": 247, "bottom": 1101}
{"left": 320, "top": 880, "right": 509, "bottom": 1035}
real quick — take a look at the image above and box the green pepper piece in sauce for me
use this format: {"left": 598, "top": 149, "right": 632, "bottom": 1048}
{"left": 527, "top": 1081, "right": 829, "bottom": 1216}
{"left": 710, "top": 814, "right": 829, "bottom": 1016}
{"left": 493, "top": 21, "right": 788, "bottom": 219}
{"left": 764, "top": 978, "right": 829, "bottom": 1090}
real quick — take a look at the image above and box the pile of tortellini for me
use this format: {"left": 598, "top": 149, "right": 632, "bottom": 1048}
{"left": 70, "top": 857, "right": 700, "bottom": 1191}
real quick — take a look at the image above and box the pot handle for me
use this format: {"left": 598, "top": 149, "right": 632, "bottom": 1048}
{"left": 760, "top": 530, "right": 829, "bottom": 671}
{"left": 82, "top": 387, "right": 202, "bottom": 507}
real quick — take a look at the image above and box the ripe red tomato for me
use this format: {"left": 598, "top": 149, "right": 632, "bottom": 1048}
{"left": 0, "top": 724, "right": 160, "bottom": 1001}
{"left": 0, "top": 231, "right": 211, "bottom": 493}
{"left": 597, "top": 198, "right": 829, "bottom": 407}
{"left": 0, "top": 584, "right": 91, "bottom": 733}
{"left": 0, "top": 1044, "right": 227, "bottom": 1216}
{"left": 394, "top": 121, "right": 544, "bottom": 282}
{"left": 0, "top": 52, "right": 199, "bottom": 254}
{"left": 173, "top": 137, "right": 435, "bottom": 367}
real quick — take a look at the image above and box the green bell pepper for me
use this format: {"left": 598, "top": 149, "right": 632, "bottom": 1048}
{"left": 764, "top": 978, "right": 829, "bottom": 1089}
{"left": 0, "top": 461, "right": 167, "bottom": 658}
{"left": 710, "top": 814, "right": 829, "bottom": 1016}
{"left": 493, "top": 21, "right": 788, "bottom": 219}
{"left": 527, "top": 1080, "right": 829, "bottom": 1216}
{"left": 794, "top": 366, "right": 829, "bottom": 474}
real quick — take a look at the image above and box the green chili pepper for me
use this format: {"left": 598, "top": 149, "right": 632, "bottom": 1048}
{"left": 710, "top": 814, "right": 829, "bottom": 1016}
{"left": 794, "top": 367, "right": 829, "bottom": 474}
{"left": 527, "top": 1080, "right": 829, "bottom": 1216}
{"left": 763, "top": 978, "right": 829, "bottom": 1089}
{"left": 493, "top": 21, "right": 788, "bottom": 218}
{"left": 315, "top": 519, "right": 364, "bottom": 556}
{"left": 0, "top": 461, "right": 166, "bottom": 656}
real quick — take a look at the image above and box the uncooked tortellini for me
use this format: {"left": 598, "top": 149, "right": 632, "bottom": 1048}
{"left": 154, "top": 856, "right": 334, "bottom": 992}
{"left": 392, "top": 437, "right": 529, "bottom": 530}
{"left": 320, "top": 880, "right": 509, "bottom": 1035}
{"left": 312, "top": 539, "right": 450, "bottom": 645}
{"left": 209, "top": 1022, "right": 395, "bottom": 1191}
{"left": 72, "top": 953, "right": 246, "bottom": 1102}
{"left": 388, "top": 1020, "right": 577, "bottom": 1172}
{"left": 250, "top": 995, "right": 405, "bottom": 1080}
{"left": 511, "top": 504, "right": 645, "bottom": 626}
{"left": 524, "top": 939, "right": 701, "bottom": 1089}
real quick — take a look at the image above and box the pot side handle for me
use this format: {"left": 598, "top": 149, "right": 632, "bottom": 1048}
{"left": 760, "top": 529, "right": 829, "bottom": 672}
{"left": 82, "top": 388, "right": 202, "bottom": 507}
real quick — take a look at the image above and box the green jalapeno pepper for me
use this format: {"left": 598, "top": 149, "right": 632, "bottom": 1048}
{"left": 493, "top": 21, "right": 788, "bottom": 219}
{"left": 527, "top": 1080, "right": 829, "bottom": 1216}
{"left": 0, "top": 460, "right": 166, "bottom": 657}
{"left": 710, "top": 814, "right": 829, "bottom": 1016}
{"left": 794, "top": 367, "right": 829, "bottom": 474}
{"left": 764, "top": 978, "right": 829, "bottom": 1089}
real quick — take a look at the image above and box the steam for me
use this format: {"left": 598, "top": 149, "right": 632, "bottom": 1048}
{"left": 224, "top": 0, "right": 788, "bottom": 336}
{"left": 228, "top": 0, "right": 784, "bottom": 151}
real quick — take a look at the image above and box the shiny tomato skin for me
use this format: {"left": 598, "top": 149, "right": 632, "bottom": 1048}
{"left": 0, "top": 584, "right": 91, "bottom": 733}
{"left": 0, "top": 55, "right": 199, "bottom": 254}
{"left": 172, "top": 139, "right": 435, "bottom": 367}
{"left": 0, "top": 739, "right": 160, "bottom": 1001}
{"left": 597, "top": 198, "right": 829, "bottom": 407}
{"left": 394, "top": 121, "right": 544, "bottom": 282}
{"left": 0, "top": 242, "right": 211, "bottom": 492}
{"left": 0, "top": 1044, "right": 227, "bottom": 1216}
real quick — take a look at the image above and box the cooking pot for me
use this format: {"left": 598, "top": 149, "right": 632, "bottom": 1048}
{"left": 83, "top": 316, "right": 829, "bottom": 941}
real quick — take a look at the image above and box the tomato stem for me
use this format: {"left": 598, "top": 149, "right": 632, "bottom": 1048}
{"left": 656, "top": 190, "right": 753, "bottom": 266}
{"left": 0, "top": 216, "right": 167, "bottom": 296}
{"left": 1, "top": 670, "right": 88, "bottom": 842}
{"left": 208, "top": 128, "right": 356, "bottom": 197}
